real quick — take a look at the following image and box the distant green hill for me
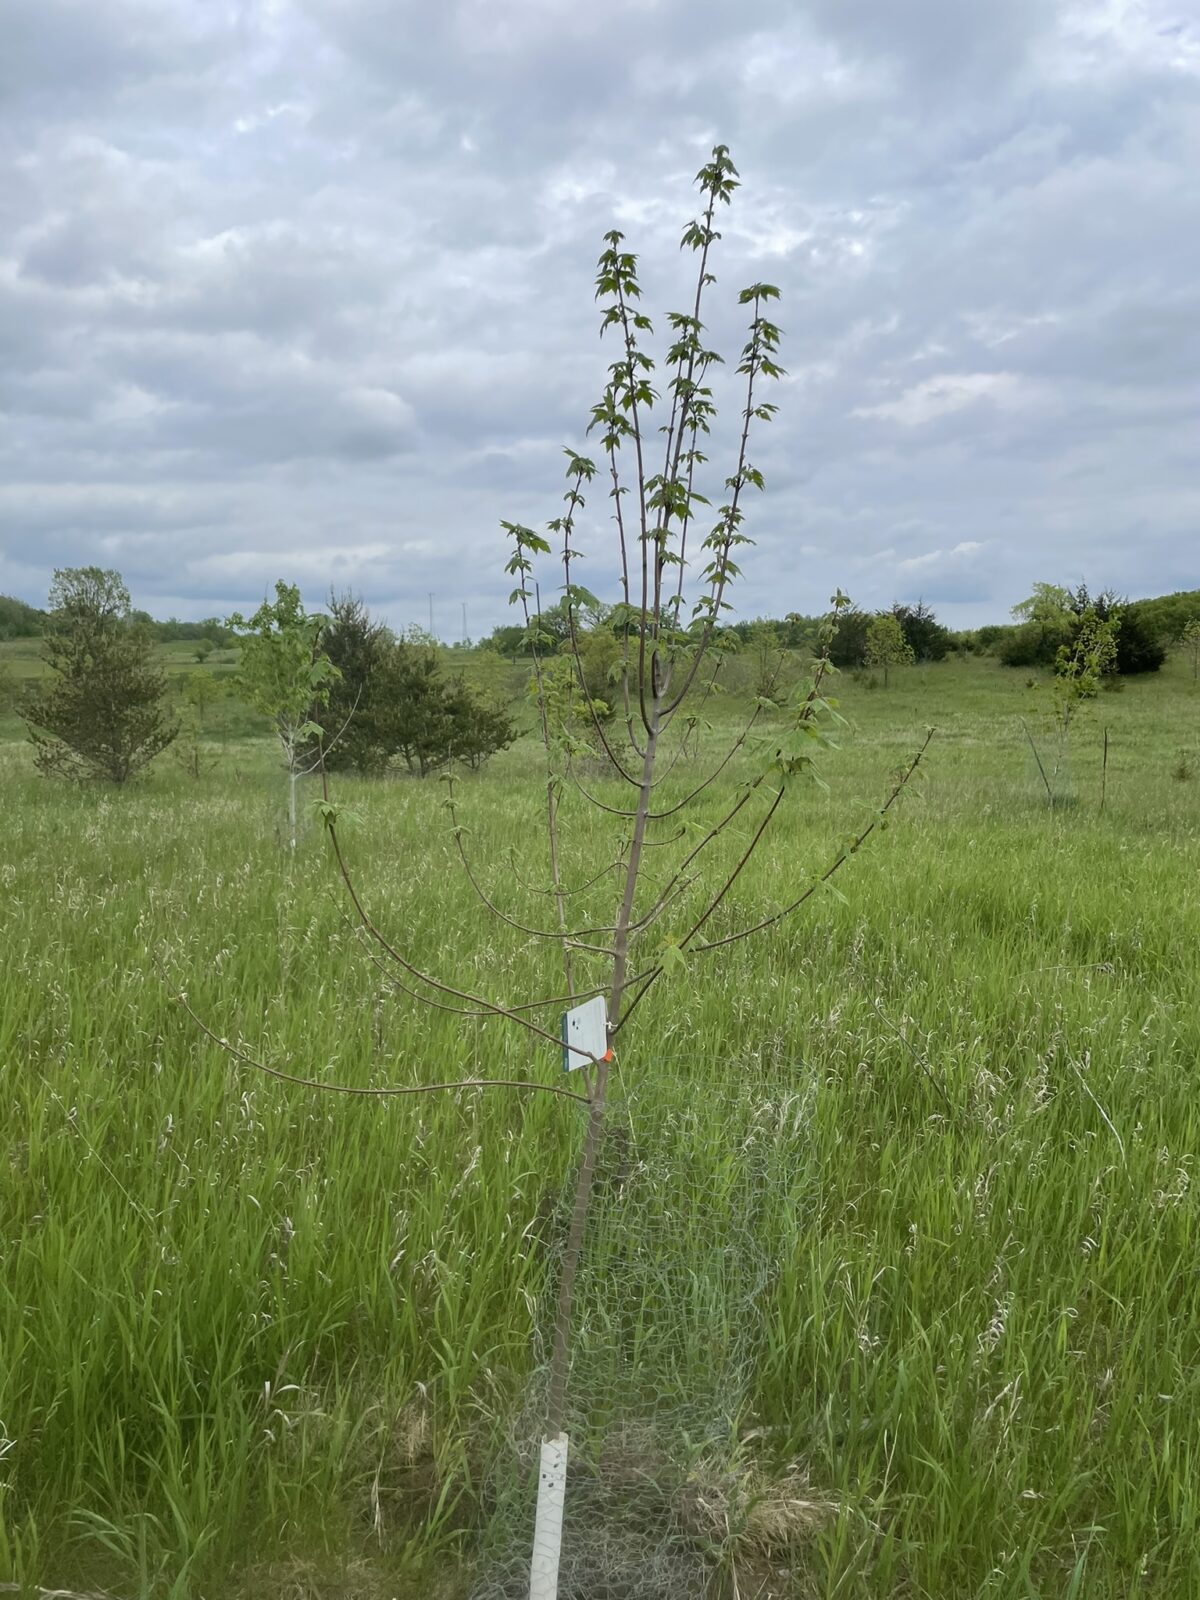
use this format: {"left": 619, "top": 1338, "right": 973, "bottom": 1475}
{"left": 0, "top": 595, "right": 45, "bottom": 640}
{"left": 1132, "top": 588, "right": 1200, "bottom": 641}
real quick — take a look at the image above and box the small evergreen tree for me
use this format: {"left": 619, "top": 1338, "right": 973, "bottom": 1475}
{"left": 382, "top": 639, "right": 448, "bottom": 775}
{"left": 375, "top": 639, "right": 514, "bottom": 776}
{"left": 891, "top": 600, "right": 951, "bottom": 661}
{"left": 443, "top": 677, "right": 517, "bottom": 771}
{"left": 319, "top": 598, "right": 517, "bottom": 777}
{"left": 318, "top": 591, "right": 395, "bottom": 774}
{"left": 22, "top": 567, "right": 178, "bottom": 784}
{"left": 827, "top": 606, "right": 871, "bottom": 667}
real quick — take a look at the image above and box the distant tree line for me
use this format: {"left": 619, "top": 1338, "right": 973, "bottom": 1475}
{"left": 135, "top": 615, "right": 237, "bottom": 647}
{"left": 467, "top": 579, "right": 1200, "bottom": 691}
{"left": 0, "top": 591, "right": 238, "bottom": 647}
{"left": 8, "top": 581, "right": 1197, "bottom": 672}
{"left": 983, "top": 583, "right": 1170, "bottom": 675}
{"left": 12, "top": 572, "right": 515, "bottom": 787}
{"left": 8, "top": 570, "right": 1198, "bottom": 791}
{"left": 482, "top": 596, "right": 955, "bottom": 671}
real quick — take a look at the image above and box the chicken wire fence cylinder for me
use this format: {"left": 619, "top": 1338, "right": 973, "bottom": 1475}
{"left": 471, "top": 1061, "right": 817, "bottom": 1600}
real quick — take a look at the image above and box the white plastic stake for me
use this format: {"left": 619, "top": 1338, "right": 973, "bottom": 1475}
{"left": 529, "top": 1432, "right": 568, "bottom": 1600}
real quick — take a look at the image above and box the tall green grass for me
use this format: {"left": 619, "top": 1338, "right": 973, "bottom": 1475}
{"left": 1, "top": 655, "right": 1197, "bottom": 1596}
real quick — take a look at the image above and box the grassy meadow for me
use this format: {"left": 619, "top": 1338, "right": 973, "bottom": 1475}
{"left": 1, "top": 647, "right": 1198, "bottom": 1597}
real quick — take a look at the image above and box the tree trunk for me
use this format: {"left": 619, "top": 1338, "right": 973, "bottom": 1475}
{"left": 545, "top": 706, "right": 660, "bottom": 1436}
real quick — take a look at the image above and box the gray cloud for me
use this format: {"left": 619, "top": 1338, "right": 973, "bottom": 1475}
{"left": 1, "top": 0, "right": 1196, "bottom": 635}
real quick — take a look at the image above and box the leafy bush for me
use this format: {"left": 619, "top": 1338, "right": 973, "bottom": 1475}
{"left": 952, "top": 623, "right": 1012, "bottom": 655}
{"left": 999, "top": 620, "right": 1071, "bottom": 668}
{"left": 999, "top": 583, "right": 1165, "bottom": 676}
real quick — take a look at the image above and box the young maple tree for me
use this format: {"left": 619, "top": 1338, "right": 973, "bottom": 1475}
{"left": 186, "top": 147, "right": 929, "bottom": 1595}
{"left": 317, "top": 146, "right": 928, "bottom": 1588}
{"left": 227, "top": 582, "right": 339, "bottom": 849}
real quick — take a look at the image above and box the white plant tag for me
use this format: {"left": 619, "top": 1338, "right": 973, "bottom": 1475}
{"left": 560, "top": 994, "right": 608, "bottom": 1072}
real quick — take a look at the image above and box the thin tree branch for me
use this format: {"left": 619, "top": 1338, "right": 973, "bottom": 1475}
{"left": 504, "top": 847, "right": 627, "bottom": 899}
{"left": 516, "top": 578, "right": 577, "bottom": 993}
{"left": 563, "top": 760, "right": 642, "bottom": 817}
{"left": 614, "top": 732, "right": 933, "bottom": 1030}
{"left": 686, "top": 731, "right": 932, "bottom": 953}
{"left": 871, "top": 999, "right": 956, "bottom": 1120}
{"left": 674, "top": 780, "right": 787, "bottom": 947}
{"left": 565, "top": 715, "right": 758, "bottom": 824}
{"left": 649, "top": 715, "right": 699, "bottom": 788}
{"left": 611, "top": 272, "right": 654, "bottom": 738}
{"left": 174, "top": 990, "right": 590, "bottom": 1104}
{"left": 664, "top": 294, "right": 772, "bottom": 715}
{"left": 560, "top": 495, "right": 641, "bottom": 788}
{"left": 321, "top": 804, "right": 602, "bottom": 1065}
{"left": 601, "top": 433, "right": 645, "bottom": 757}
{"left": 333, "top": 902, "right": 610, "bottom": 1020}
{"left": 294, "top": 685, "right": 363, "bottom": 778}
{"left": 1021, "top": 717, "right": 1054, "bottom": 806}
{"left": 642, "top": 825, "right": 688, "bottom": 848}
{"left": 658, "top": 179, "right": 722, "bottom": 692}
{"left": 628, "top": 777, "right": 762, "bottom": 931}
{"left": 445, "top": 778, "right": 626, "bottom": 942}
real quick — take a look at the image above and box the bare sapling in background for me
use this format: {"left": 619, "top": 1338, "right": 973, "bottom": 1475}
{"left": 865, "top": 611, "right": 915, "bottom": 689}
{"left": 227, "top": 582, "right": 341, "bottom": 850}
{"left": 1022, "top": 600, "right": 1120, "bottom": 809}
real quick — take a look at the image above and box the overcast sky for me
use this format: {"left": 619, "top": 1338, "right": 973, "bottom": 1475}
{"left": 1, "top": 0, "right": 1196, "bottom": 636}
